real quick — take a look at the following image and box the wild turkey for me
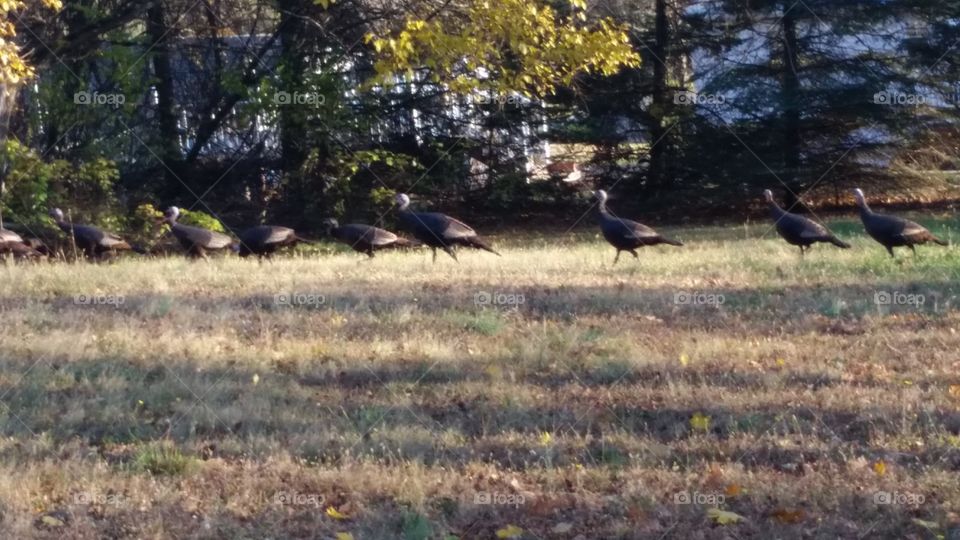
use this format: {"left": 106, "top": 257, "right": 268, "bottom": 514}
{"left": 0, "top": 228, "right": 48, "bottom": 260}
{"left": 395, "top": 193, "right": 500, "bottom": 262}
{"left": 594, "top": 189, "right": 682, "bottom": 264}
{"left": 763, "top": 190, "right": 849, "bottom": 255}
{"left": 50, "top": 208, "right": 143, "bottom": 259}
{"left": 853, "top": 188, "right": 947, "bottom": 257}
{"left": 237, "top": 225, "right": 311, "bottom": 258}
{"left": 0, "top": 239, "right": 44, "bottom": 260}
{"left": 0, "top": 227, "right": 23, "bottom": 244}
{"left": 159, "top": 206, "right": 234, "bottom": 258}
{"left": 323, "top": 218, "right": 420, "bottom": 257}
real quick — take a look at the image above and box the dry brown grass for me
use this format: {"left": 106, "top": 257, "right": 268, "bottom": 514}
{"left": 1, "top": 219, "right": 959, "bottom": 539}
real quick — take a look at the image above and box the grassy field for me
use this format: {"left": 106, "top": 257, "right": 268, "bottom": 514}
{"left": 1, "top": 216, "right": 959, "bottom": 539}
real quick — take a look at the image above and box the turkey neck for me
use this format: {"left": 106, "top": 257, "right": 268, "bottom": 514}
{"left": 598, "top": 201, "right": 611, "bottom": 219}
{"left": 396, "top": 205, "right": 415, "bottom": 226}
{"left": 54, "top": 217, "right": 72, "bottom": 233}
{"left": 856, "top": 200, "right": 873, "bottom": 217}
{"left": 766, "top": 200, "right": 787, "bottom": 220}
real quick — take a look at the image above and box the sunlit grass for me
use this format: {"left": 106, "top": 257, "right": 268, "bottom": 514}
{"left": 0, "top": 219, "right": 957, "bottom": 538}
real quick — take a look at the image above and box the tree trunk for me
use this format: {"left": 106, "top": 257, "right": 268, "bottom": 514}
{"left": 146, "top": 1, "right": 184, "bottom": 194}
{"left": 277, "top": 0, "right": 310, "bottom": 176}
{"left": 648, "top": 0, "right": 670, "bottom": 192}
{"left": 781, "top": 3, "right": 803, "bottom": 208}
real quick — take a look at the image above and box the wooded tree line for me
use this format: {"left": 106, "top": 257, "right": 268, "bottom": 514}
{"left": 1, "top": 0, "right": 959, "bottom": 233}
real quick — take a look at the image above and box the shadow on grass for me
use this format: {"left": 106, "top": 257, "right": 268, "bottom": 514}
{"left": 1, "top": 350, "right": 958, "bottom": 473}
{"left": 0, "top": 276, "right": 957, "bottom": 330}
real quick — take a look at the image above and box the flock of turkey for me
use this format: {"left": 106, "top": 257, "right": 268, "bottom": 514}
{"left": 0, "top": 188, "right": 949, "bottom": 263}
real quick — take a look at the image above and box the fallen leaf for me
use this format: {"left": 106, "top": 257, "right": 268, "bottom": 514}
{"left": 496, "top": 524, "right": 524, "bottom": 538}
{"left": 40, "top": 515, "right": 65, "bottom": 528}
{"left": 724, "top": 484, "right": 742, "bottom": 497}
{"left": 679, "top": 353, "right": 689, "bottom": 367}
{"left": 771, "top": 508, "right": 805, "bottom": 524}
{"left": 912, "top": 518, "right": 940, "bottom": 530}
{"left": 690, "top": 412, "right": 710, "bottom": 432}
{"left": 539, "top": 431, "right": 552, "bottom": 446}
{"left": 707, "top": 508, "right": 744, "bottom": 525}
{"left": 326, "top": 506, "right": 349, "bottom": 520}
{"left": 949, "top": 385, "right": 960, "bottom": 400}
{"left": 335, "top": 534, "right": 354, "bottom": 540}
{"left": 873, "top": 460, "right": 886, "bottom": 476}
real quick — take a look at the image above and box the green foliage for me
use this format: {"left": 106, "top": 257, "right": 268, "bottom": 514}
{"left": 135, "top": 202, "right": 228, "bottom": 234}
{"left": 369, "top": 186, "right": 398, "bottom": 212}
{"left": 366, "top": 0, "right": 640, "bottom": 97}
{"left": 132, "top": 443, "right": 195, "bottom": 476}
{"left": 0, "top": 140, "right": 123, "bottom": 230}
{"left": 401, "top": 511, "right": 433, "bottom": 540}
{"left": 177, "top": 208, "right": 228, "bottom": 233}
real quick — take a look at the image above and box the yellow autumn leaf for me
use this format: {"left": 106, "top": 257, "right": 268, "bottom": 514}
{"left": 679, "top": 353, "right": 689, "bottom": 367}
{"left": 252, "top": 373, "right": 260, "bottom": 385}
{"left": 326, "top": 506, "right": 349, "bottom": 520}
{"left": 539, "top": 431, "right": 552, "bottom": 446}
{"left": 40, "top": 515, "right": 65, "bottom": 527}
{"left": 496, "top": 524, "right": 524, "bottom": 538}
{"left": 335, "top": 533, "right": 354, "bottom": 540}
{"left": 690, "top": 412, "right": 710, "bottom": 432}
{"left": 873, "top": 460, "right": 886, "bottom": 476}
{"left": 948, "top": 385, "right": 960, "bottom": 400}
{"left": 912, "top": 518, "right": 940, "bottom": 530}
{"left": 707, "top": 508, "right": 744, "bottom": 525}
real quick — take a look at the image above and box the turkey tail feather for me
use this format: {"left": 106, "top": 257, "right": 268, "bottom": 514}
{"left": 392, "top": 238, "right": 422, "bottom": 248}
{"left": 661, "top": 237, "right": 683, "bottom": 247}
{"left": 462, "top": 236, "right": 500, "bottom": 256}
{"left": 829, "top": 236, "right": 850, "bottom": 249}
{"left": 116, "top": 242, "right": 148, "bottom": 254}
